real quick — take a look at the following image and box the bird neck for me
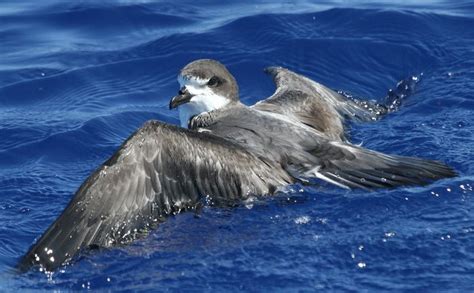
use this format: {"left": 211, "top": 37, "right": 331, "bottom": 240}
{"left": 178, "top": 93, "right": 240, "bottom": 128}
{"left": 186, "top": 101, "right": 241, "bottom": 129}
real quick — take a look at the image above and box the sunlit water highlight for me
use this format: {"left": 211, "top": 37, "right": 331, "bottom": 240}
{"left": 0, "top": 0, "right": 473, "bottom": 291}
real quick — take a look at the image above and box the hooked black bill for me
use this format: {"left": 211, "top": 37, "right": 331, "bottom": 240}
{"left": 169, "top": 86, "right": 193, "bottom": 109}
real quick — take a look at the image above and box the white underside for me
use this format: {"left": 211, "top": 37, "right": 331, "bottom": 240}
{"left": 177, "top": 75, "right": 230, "bottom": 128}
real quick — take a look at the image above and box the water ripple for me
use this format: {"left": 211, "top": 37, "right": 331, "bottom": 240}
{"left": 1, "top": 2, "right": 473, "bottom": 291}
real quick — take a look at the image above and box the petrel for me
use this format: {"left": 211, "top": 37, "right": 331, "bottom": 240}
{"left": 18, "top": 59, "right": 455, "bottom": 272}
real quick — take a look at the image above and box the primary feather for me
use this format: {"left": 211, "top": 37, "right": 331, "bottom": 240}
{"left": 19, "top": 59, "right": 455, "bottom": 272}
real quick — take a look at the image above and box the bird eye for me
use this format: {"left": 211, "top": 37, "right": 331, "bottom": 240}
{"left": 207, "top": 76, "right": 219, "bottom": 87}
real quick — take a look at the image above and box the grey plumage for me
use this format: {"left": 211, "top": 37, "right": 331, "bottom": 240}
{"left": 181, "top": 59, "right": 239, "bottom": 102}
{"left": 18, "top": 59, "right": 455, "bottom": 272}
{"left": 18, "top": 121, "right": 292, "bottom": 272}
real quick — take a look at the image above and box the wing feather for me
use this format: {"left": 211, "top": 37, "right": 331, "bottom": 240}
{"left": 300, "top": 140, "right": 456, "bottom": 190}
{"left": 253, "top": 67, "right": 386, "bottom": 141}
{"left": 18, "top": 120, "right": 293, "bottom": 272}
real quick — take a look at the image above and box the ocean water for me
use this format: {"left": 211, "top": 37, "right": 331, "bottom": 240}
{"left": 1, "top": 0, "right": 473, "bottom": 291}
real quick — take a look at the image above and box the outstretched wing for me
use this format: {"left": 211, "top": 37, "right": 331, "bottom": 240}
{"left": 251, "top": 67, "right": 454, "bottom": 189}
{"left": 18, "top": 121, "right": 293, "bottom": 272}
{"left": 253, "top": 67, "right": 387, "bottom": 141}
{"left": 288, "top": 139, "right": 456, "bottom": 190}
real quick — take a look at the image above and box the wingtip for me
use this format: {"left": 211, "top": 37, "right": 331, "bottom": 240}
{"left": 434, "top": 162, "right": 458, "bottom": 179}
{"left": 264, "top": 66, "right": 284, "bottom": 76}
{"left": 15, "top": 257, "right": 31, "bottom": 274}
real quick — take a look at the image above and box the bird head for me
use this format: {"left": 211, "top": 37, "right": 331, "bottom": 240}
{"left": 169, "top": 59, "right": 239, "bottom": 127}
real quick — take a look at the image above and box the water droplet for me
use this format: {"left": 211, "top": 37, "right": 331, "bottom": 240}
{"left": 316, "top": 217, "right": 328, "bottom": 224}
{"left": 20, "top": 207, "right": 30, "bottom": 213}
{"left": 430, "top": 191, "right": 439, "bottom": 197}
{"left": 384, "top": 232, "right": 395, "bottom": 238}
{"left": 294, "top": 216, "right": 311, "bottom": 224}
{"left": 357, "top": 262, "right": 366, "bottom": 268}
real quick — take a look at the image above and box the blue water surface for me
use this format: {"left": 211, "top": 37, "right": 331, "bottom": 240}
{"left": 1, "top": 0, "right": 473, "bottom": 291}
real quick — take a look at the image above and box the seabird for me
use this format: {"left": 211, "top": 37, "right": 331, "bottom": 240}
{"left": 18, "top": 59, "right": 455, "bottom": 272}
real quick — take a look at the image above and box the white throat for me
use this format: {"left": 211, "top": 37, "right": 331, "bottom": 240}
{"left": 177, "top": 75, "right": 230, "bottom": 128}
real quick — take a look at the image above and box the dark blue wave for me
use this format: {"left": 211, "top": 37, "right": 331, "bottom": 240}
{"left": 0, "top": 1, "right": 473, "bottom": 291}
